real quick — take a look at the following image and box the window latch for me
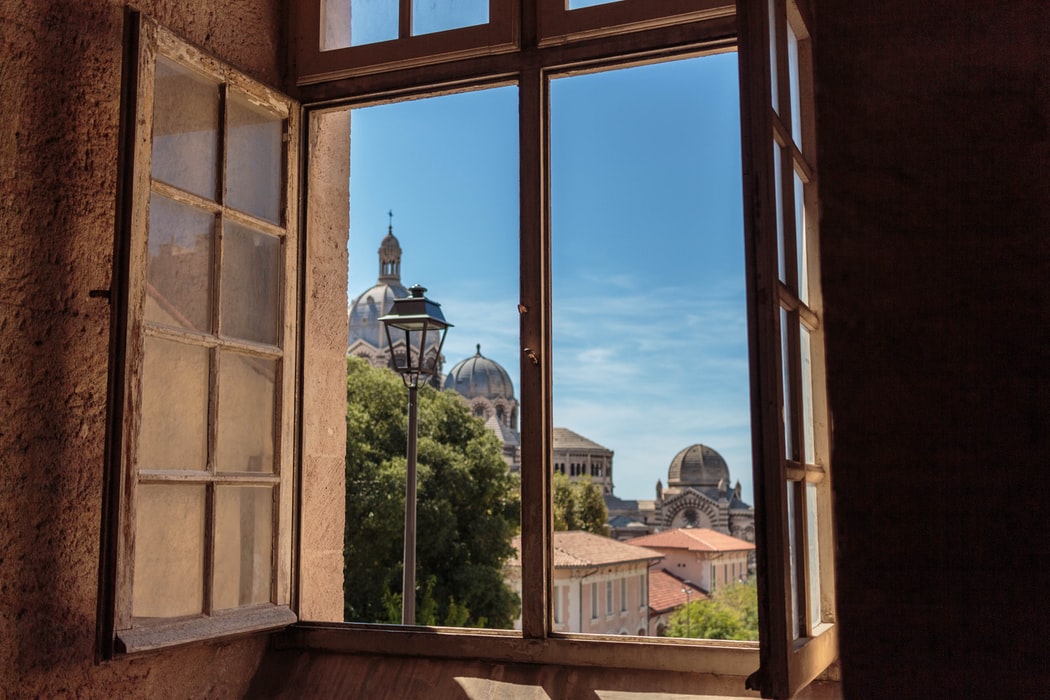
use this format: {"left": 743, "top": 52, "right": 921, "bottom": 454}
{"left": 523, "top": 348, "right": 539, "bottom": 366}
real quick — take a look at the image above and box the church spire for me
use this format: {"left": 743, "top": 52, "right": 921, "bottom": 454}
{"left": 378, "top": 210, "right": 402, "bottom": 283}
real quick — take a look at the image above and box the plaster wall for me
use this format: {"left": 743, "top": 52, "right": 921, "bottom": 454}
{"left": 0, "top": 0, "right": 286, "bottom": 695}
{"left": 812, "top": 1, "right": 1050, "bottom": 695}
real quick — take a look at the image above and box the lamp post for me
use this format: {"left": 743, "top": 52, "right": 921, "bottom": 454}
{"left": 379, "top": 284, "right": 451, "bottom": 625}
{"left": 681, "top": 580, "right": 696, "bottom": 637}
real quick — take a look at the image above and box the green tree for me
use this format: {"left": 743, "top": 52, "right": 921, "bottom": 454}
{"left": 344, "top": 356, "right": 521, "bottom": 628}
{"left": 552, "top": 472, "right": 608, "bottom": 535}
{"left": 663, "top": 579, "right": 759, "bottom": 640}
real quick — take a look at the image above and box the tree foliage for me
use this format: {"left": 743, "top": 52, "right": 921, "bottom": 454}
{"left": 552, "top": 472, "right": 608, "bottom": 535}
{"left": 343, "top": 356, "right": 521, "bottom": 628}
{"left": 664, "top": 579, "right": 758, "bottom": 640}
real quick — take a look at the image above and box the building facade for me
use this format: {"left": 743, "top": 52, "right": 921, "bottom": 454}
{"left": 552, "top": 427, "right": 614, "bottom": 495}
{"left": 443, "top": 345, "right": 521, "bottom": 470}
{"left": 506, "top": 531, "right": 661, "bottom": 636}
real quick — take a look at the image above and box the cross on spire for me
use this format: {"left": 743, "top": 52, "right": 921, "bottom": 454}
{"left": 388, "top": 209, "right": 393, "bottom": 232}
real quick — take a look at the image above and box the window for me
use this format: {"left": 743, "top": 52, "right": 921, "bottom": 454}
{"left": 100, "top": 14, "right": 298, "bottom": 656}
{"left": 620, "top": 577, "right": 628, "bottom": 612}
{"left": 290, "top": 0, "right": 834, "bottom": 697}
{"left": 553, "top": 585, "right": 563, "bottom": 624}
{"left": 639, "top": 573, "right": 647, "bottom": 610}
{"left": 605, "top": 580, "right": 614, "bottom": 616}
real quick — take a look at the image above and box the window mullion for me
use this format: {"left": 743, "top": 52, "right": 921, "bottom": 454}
{"left": 518, "top": 65, "right": 552, "bottom": 640}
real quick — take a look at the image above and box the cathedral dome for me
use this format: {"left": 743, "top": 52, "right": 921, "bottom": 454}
{"left": 444, "top": 345, "right": 515, "bottom": 400}
{"left": 348, "top": 280, "right": 408, "bottom": 349}
{"left": 667, "top": 444, "right": 730, "bottom": 488}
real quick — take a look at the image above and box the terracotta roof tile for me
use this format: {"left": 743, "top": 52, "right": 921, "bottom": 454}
{"left": 629, "top": 527, "right": 755, "bottom": 553}
{"left": 508, "top": 531, "right": 663, "bottom": 568}
{"left": 648, "top": 569, "right": 707, "bottom": 614}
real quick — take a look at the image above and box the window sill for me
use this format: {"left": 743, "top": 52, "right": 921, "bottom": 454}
{"left": 116, "top": 605, "right": 296, "bottom": 654}
{"left": 283, "top": 622, "right": 759, "bottom": 676}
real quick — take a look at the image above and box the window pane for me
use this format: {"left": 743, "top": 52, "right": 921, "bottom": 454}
{"left": 220, "top": 222, "right": 281, "bottom": 345}
{"left": 569, "top": 0, "right": 622, "bottom": 8}
{"left": 351, "top": 0, "right": 399, "bottom": 46}
{"left": 805, "top": 482, "right": 820, "bottom": 630}
{"left": 152, "top": 56, "right": 218, "bottom": 200}
{"left": 768, "top": 0, "right": 779, "bottom": 114}
{"left": 146, "top": 194, "right": 213, "bottom": 332}
{"left": 794, "top": 169, "right": 808, "bottom": 304}
{"left": 800, "top": 324, "right": 814, "bottom": 464}
{"left": 780, "top": 307, "right": 795, "bottom": 461}
{"left": 787, "top": 480, "right": 799, "bottom": 640}
{"left": 787, "top": 21, "right": 801, "bottom": 147}
{"left": 552, "top": 56, "right": 754, "bottom": 642}
{"left": 132, "top": 483, "right": 205, "bottom": 617}
{"left": 214, "top": 486, "right": 274, "bottom": 609}
{"left": 412, "top": 0, "right": 487, "bottom": 35}
{"left": 227, "top": 94, "right": 284, "bottom": 224}
{"left": 774, "top": 142, "right": 785, "bottom": 282}
{"left": 138, "top": 336, "right": 209, "bottom": 471}
{"left": 215, "top": 351, "right": 277, "bottom": 473}
{"left": 341, "top": 87, "right": 520, "bottom": 630}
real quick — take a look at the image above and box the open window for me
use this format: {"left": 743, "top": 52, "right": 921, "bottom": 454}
{"left": 290, "top": 1, "right": 833, "bottom": 697}
{"left": 99, "top": 13, "right": 299, "bottom": 655}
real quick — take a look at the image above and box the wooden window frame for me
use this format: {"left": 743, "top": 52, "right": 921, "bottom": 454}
{"left": 286, "top": 1, "right": 835, "bottom": 697}
{"left": 294, "top": 0, "right": 519, "bottom": 85}
{"left": 98, "top": 12, "right": 300, "bottom": 658}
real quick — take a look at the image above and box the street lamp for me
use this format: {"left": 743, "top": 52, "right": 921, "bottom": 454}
{"left": 379, "top": 284, "right": 452, "bottom": 625}
{"left": 681, "top": 580, "right": 696, "bottom": 637}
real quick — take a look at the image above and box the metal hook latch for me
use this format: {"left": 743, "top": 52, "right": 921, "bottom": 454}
{"left": 523, "top": 348, "right": 539, "bottom": 366}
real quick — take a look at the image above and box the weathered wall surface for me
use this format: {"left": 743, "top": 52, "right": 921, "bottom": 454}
{"left": 0, "top": 0, "right": 284, "bottom": 696}
{"left": 814, "top": 2, "right": 1050, "bottom": 696}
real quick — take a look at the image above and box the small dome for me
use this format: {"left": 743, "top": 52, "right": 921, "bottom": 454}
{"left": 348, "top": 280, "right": 408, "bottom": 349}
{"left": 667, "top": 444, "right": 730, "bottom": 488}
{"left": 444, "top": 345, "right": 514, "bottom": 400}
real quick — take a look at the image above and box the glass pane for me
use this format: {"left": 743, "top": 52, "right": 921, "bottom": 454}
{"left": 805, "top": 482, "right": 821, "bottom": 630}
{"left": 351, "top": 0, "right": 399, "bottom": 46}
{"left": 343, "top": 87, "right": 520, "bottom": 629}
{"left": 787, "top": 480, "right": 799, "bottom": 639}
{"left": 774, "top": 142, "right": 785, "bottom": 282}
{"left": 132, "top": 483, "right": 205, "bottom": 617}
{"left": 215, "top": 351, "right": 276, "bottom": 473}
{"left": 781, "top": 307, "right": 795, "bottom": 461}
{"left": 214, "top": 486, "right": 274, "bottom": 609}
{"left": 412, "top": 0, "right": 487, "bottom": 35}
{"left": 569, "top": 0, "right": 622, "bottom": 8}
{"left": 788, "top": 21, "right": 801, "bottom": 147}
{"left": 768, "top": 0, "right": 779, "bottom": 114}
{"left": 800, "top": 324, "right": 814, "bottom": 464}
{"left": 146, "top": 194, "right": 213, "bottom": 332}
{"left": 552, "top": 56, "right": 754, "bottom": 641}
{"left": 220, "top": 222, "right": 281, "bottom": 345}
{"left": 138, "top": 336, "right": 209, "bottom": 471}
{"left": 794, "top": 169, "right": 808, "bottom": 304}
{"left": 227, "top": 94, "right": 284, "bottom": 224}
{"left": 152, "top": 56, "right": 218, "bottom": 200}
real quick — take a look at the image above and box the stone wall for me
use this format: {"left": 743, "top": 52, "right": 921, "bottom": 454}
{"left": 0, "top": 0, "right": 285, "bottom": 695}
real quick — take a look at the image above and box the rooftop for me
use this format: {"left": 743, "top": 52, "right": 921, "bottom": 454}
{"left": 629, "top": 528, "right": 755, "bottom": 553}
{"left": 648, "top": 568, "right": 708, "bottom": 614}
{"left": 552, "top": 427, "right": 612, "bottom": 453}
{"left": 509, "top": 531, "right": 662, "bottom": 569}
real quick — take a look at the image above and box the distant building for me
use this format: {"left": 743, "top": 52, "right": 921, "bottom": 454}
{"left": 346, "top": 223, "right": 444, "bottom": 386}
{"left": 552, "top": 427, "right": 614, "bottom": 495}
{"left": 607, "top": 444, "right": 756, "bottom": 546}
{"left": 443, "top": 345, "right": 520, "bottom": 471}
{"left": 506, "top": 531, "right": 661, "bottom": 636}
{"left": 629, "top": 527, "right": 754, "bottom": 600}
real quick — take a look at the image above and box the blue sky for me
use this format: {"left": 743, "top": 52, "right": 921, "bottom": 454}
{"left": 348, "top": 52, "right": 753, "bottom": 503}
